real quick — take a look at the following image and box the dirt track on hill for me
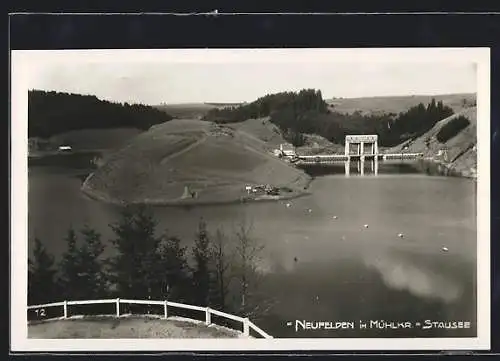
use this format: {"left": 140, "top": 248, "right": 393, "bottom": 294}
{"left": 81, "top": 119, "right": 311, "bottom": 206}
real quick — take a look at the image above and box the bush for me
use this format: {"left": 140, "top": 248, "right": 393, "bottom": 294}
{"left": 436, "top": 116, "right": 470, "bottom": 143}
{"left": 284, "top": 130, "right": 306, "bottom": 147}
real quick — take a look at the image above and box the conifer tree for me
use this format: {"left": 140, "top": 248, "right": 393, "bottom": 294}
{"left": 107, "top": 205, "right": 161, "bottom": 299}
{"left": 58, "top": 228, "right": 80, "bottom": 299}
{"left": 58, "top": 226, "right": 107, "bottom": 301}
{"left": 156, "top": 234, "right": 191, "bottom": 302}
{"left": 78, "top": 225, "right": 107, "bottom": 298}
{"left": 191, "top": 218, "right": 212, "bottom": 306}
{"left": 28, "top": 238, "right": 58, "bottom": 304}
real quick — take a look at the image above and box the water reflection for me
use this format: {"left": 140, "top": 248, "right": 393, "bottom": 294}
{"left": 257, "top": 255, "right": 476, "bottom": 338}
{"left": 299, "top": 161, "right": 427, "bottom": 177}
{"left": 361, "top": 250, "right": 463, "bottom": 304}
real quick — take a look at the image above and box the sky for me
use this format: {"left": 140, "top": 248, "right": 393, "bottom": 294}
{"left": 25, "top": 52, "right": 478, "bottom": 105}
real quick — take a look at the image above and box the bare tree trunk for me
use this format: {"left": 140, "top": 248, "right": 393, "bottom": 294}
{"left": 233, "top": 219, "right": 264, "bottom": 317}
{"left": 211, "top": 228, "right": 232, "bottom": 311}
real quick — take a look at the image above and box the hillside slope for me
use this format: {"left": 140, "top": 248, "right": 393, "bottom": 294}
{"left": 82, "top": 119, "right": 311, "bottom": 205}
{"left": 226, "top": 117, "right": 342, "bottom": 155}
{"left": 389, "top": 106, "right": 477, "bottom": 178}
{"left": 226, "top": 117, "right": 285, "bottom": 148}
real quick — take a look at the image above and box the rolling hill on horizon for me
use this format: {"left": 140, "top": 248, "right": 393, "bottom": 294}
{"left": 326, "top": 93, "right": 476, "bottom": 116}
{"left": 154, "top": 93, "right": 476, "bottom": 119}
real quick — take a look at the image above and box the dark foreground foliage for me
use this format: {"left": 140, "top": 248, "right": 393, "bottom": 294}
{"left": 28, "top": 206, "right": 269, "bottom": 320}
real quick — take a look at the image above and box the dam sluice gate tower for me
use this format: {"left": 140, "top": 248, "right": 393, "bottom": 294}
{"left": 344, "top": 134, "right": 379, "bottom": 176}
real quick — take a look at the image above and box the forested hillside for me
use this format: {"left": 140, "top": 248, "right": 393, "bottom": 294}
{"left": 389, "top": 107, "right": 477, "bottom": 178}
{"left": 29, "top": 90, "right": 173, "bottom": 138}
{"left": 203, "top": 89, "right": 459, "bottom": 147}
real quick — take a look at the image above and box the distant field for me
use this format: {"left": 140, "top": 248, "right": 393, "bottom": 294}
{"left": 204, "top": 102, "right": 245, "bottom": 107}
{"left": 327, "top": 93, "right": 476, "bottom": 116}
{"left": 154, "top": 103, "right": 224, "bottom": 119}
{"left": 155, "top": 103, "right": 216, "bottom": 119}
{"left": 28, "top": 315, "right": 244, "bottom": 339}
{"left": 155, "top": 94, "right": 476, "bottom": 119}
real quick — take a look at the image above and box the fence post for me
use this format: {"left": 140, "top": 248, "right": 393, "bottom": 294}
{"left": 205, "top": 307, "right": 211, "bottom": 325}
{"left": 243, "top": 318, "right": 250, "bottom": 337}
{"left": 63, "top": 300, "right": 68, "bottom": 319}
{"left": 116, "top": 298, "right": 120, "bottom": 317}
{"left": 163, "top": 300, "right": 168, "bottom": 319}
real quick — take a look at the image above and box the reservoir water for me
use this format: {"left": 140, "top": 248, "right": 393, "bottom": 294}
{"left": 28, "top": 160, "right": 477, "bottom": 338}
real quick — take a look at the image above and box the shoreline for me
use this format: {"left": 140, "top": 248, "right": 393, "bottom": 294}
{"left": 81, "top": 173, "right": 313, "bottom": 208}
{"left": 419, "top": 157, "right": 477, "bottom": 180}
{"left": 74, "top": 147, "right": 475, "bottom": 208}
{"left": 81, "top": 157, "right": 475, "bottom": 209}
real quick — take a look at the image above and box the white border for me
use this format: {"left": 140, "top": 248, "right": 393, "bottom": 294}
{"left": 10, "top": 48, "right": 490, "bottom": 352}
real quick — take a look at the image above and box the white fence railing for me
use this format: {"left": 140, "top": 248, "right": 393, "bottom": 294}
{"left": 27, "top": 298, "right": 273, "bottom": 339}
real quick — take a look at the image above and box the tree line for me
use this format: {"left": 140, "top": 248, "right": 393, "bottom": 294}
{"left": 435, "top": 115, "right": 471, "bottom": 143}
{"left": 29, "top": 90, "right": 173, "bottom": 138}
{"left": 203, "top": 89, "right": 328, "bottom": 124}
{"left": 203, "top": 89, "right": 456, "bottom": 147}
{"left": 28, "top": 206, "right": 271, "bottom": 320}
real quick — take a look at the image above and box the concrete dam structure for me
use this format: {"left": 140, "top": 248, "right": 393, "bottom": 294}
{"left": 294, "top": 135, "right": 424, "bottom": 176}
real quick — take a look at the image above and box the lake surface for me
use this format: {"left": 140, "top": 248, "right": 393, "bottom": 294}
{"left": 28, "top": 160, "right": 477, "bottom": 338}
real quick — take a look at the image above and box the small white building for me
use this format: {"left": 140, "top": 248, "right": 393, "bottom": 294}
{"left": 279, "top": 143, "right": 296, "bottom": 157}
{"left": 58, "top": 145, "right": 72, "bottom": 152}
{"left": 273, "top": 149, "right": 283, "bottom": 157}
{"left": 437, "top": 147, "right": 449, "bottom": 161}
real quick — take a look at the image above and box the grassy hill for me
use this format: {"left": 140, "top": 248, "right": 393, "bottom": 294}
{"left": 327, "top": 93, "right": 476, "bottom": 116}
{"left": 389, "top": 106, "right": 477, "bottom": 178}
{"left": 225, "top": 117, "right": 285, "bottom": 148}
{"left": 28, "top": 315, "right": 246, "bottom": 339}
{"left": 82, "top": 119, "right": 311, "bottom": 205}
{"left": 222, "top": 117, "right": 342, "bottom": 156}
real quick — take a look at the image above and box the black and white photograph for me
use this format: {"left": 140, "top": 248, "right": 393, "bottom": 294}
{"left": 11, "top": 48, "right": 490, "bottom": 351}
